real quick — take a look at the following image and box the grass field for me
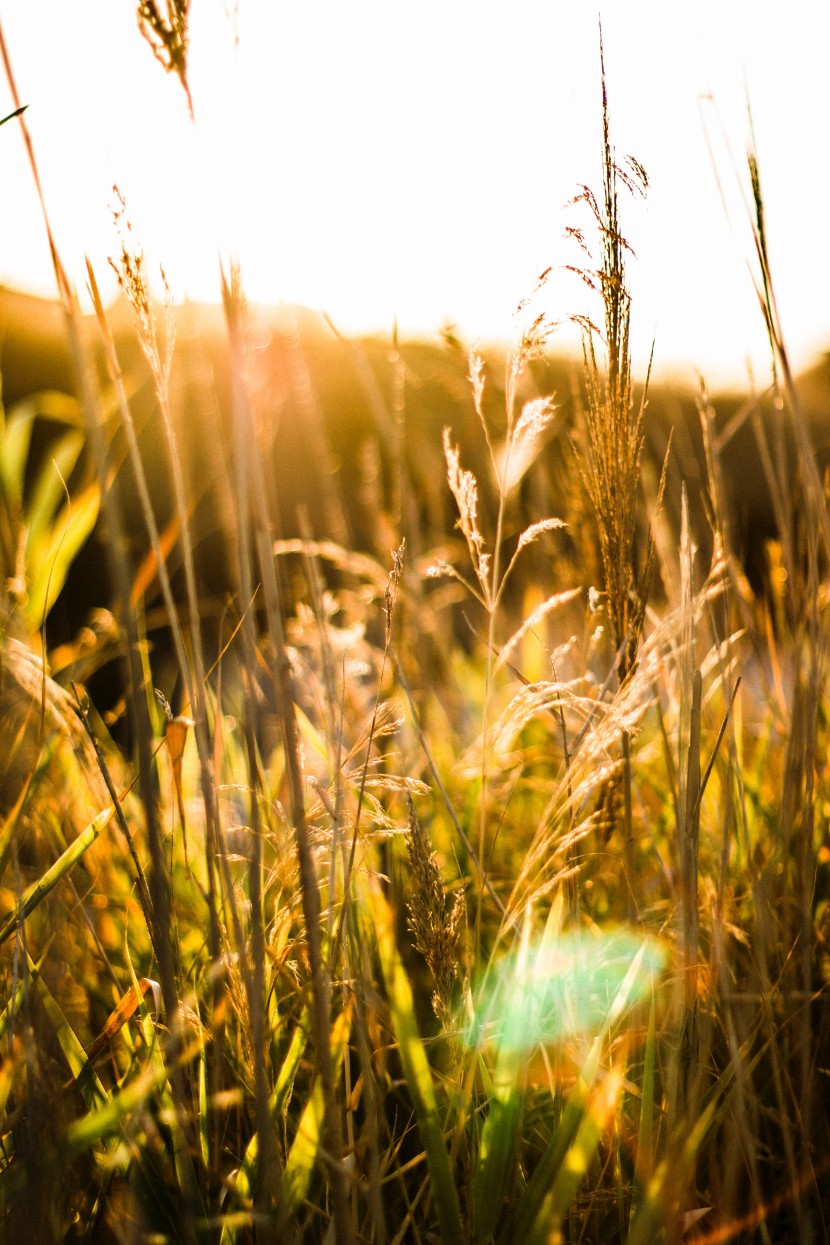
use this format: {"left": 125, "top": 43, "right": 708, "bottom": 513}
{"left": 0, "top": 18, "right": 828, "bottom": 1245}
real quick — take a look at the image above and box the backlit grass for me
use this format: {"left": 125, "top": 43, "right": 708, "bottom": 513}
{"left": 0, "top": 15, "right": 827, "bottom": 1245}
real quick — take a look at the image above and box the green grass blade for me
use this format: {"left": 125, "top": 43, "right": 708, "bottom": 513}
{"left": 120, "top": 939, "right": 208, "bottom": 1227}
{"left": 25, "top": 426, "right": 85, "bottom": 555}
{"left": 508, "top": 1067, "right": 622, "bottom": 1245}
{"left": 0, "top": 105, "right": 28, "bottom": 128}
{"left": 198, "top": 1039, "right": 210, "bottom": 1170}
{"left": 625, "top": 1098, "right": 717, "bottom": 1245}
{"left": 221, "top": 1008, "right": 311, "bottom": 1244}
{"left": 0, "top": 806, "right": 114, "bottom": 945}
{"left": 632, "top": 986, "right": 657, "bottom": 1217}
{"left": 26, "top": 952, "right": 109, "bottom": 1112}
{"left": 473, "top": 909, "right": 534, "bottom": 1241}
{"left": 473, "top": 1074, "right": 525, "bottom": 1242}
{"left": 63, "top": 1033, "right": 205, "bottom": 1157}
{"left": 506, "top": 938, "right": 661, "bottom": 1244}
{"left": 272, "top": 1006, "right": 311, "bottom": 1118}
{"left": 505, "top": 1082, "right": 589, "bottom": 1245}
{"left": 540, "top": 1067, "right": 623, "bottom": 1241}
{"left": 0, "top": 977, "right": 26, "bottom": 1045}
{"left": 282, "top": 1004, "right": 352, "bottom": 1214}
{"left": 0, "top": 403, "right": 34, "bottom": 508}
{"left": 25, "top": 480, "right": 100, "bottom": 626}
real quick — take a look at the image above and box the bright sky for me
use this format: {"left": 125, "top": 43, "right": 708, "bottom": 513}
{"left": 0, "top": 2, "right": 827, "bottom": 386}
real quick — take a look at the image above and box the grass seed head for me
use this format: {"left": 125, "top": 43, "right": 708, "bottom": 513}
{"left": 405, "top": 797, "right": 464, "bottom": 1028}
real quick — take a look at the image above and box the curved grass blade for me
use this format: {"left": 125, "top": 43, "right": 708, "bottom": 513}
{"left": 0, "top": 806, "right": 114, "bottom": 945}
{"left": 85, "top": 977, "right": 162, "bottom": 1064}
{"left": 25, "top": 479, "right": 100, "bottom": 627}
{"left": 25, "top": 426, "right": 86, "bottom": 554}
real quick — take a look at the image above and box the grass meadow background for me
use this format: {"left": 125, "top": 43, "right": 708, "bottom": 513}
{"left": 0, "top": 9, "right": 827, "bottom": 1244}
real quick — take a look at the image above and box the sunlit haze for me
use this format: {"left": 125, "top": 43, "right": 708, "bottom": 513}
{"left": 0, "top": 2, "right": 827, "bottom": 386}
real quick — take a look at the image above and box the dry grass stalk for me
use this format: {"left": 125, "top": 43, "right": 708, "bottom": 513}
{"left": 107, "top": 199, "right": 227, "bottom": 1092}
{"left": 745, "top": 128, "right": 829, "bottom": 1231}
{"left": 431, "top": 325, "right": 564, "bottom": 936}
{"left": 570, "top": 46, "right": 655, "bottom": 689}
{"left": 137, "top": 0, "right": 193, "bottom": 116}
{"left": 566, "top": 41, "right": 671, "bottom": 905}
{"left": 405, "top": 797, "right": 464, "bottom": 1029}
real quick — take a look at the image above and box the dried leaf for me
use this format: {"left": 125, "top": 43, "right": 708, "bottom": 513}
{"left": 86, "top": 978, "right": 162, "bottom": 1063}
{"left": 165, "top": 714, "right": 194, "bottom": 873}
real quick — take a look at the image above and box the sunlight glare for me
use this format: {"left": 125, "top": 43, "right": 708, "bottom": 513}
{"left": 0, "top": 2, "right": 828, "bottom": 385}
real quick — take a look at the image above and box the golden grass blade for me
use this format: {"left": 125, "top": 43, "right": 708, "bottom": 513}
{"left": 0, "top": 1037, "right": 21, "bottom": 1123}
{"left": 24, "top": 426, "right": 86, "bottom": 551}
{"left": 0, "top": 401, "right": 35, "bottom": 511}
{"left": 506, "top": 937, "right": 662, "bottom": 1243}
{"left": 198, "top": 1046, "right": 210, "bottom": 1170}
{"left": 625, "top": 1100, "right": 718, "bottom": 1245}
{"left": 25, "top": 481, "right": 100, "bottom": 628}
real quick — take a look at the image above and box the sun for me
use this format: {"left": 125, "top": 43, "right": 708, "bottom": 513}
{"left": 0, "top": 2, "right": 828, "bottom": 386}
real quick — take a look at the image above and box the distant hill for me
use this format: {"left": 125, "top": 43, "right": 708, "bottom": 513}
{"left": 1, "top": 285, "right": 828, "bottom": 648}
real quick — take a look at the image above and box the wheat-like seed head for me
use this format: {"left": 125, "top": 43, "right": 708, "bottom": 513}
{"left": 405, "top": 798, "right": 464, "bottom": 1028}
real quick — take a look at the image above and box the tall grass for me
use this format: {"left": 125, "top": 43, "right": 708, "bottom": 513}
{"left": 0, "top": 16, "right": 827, "bottom": 1245}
